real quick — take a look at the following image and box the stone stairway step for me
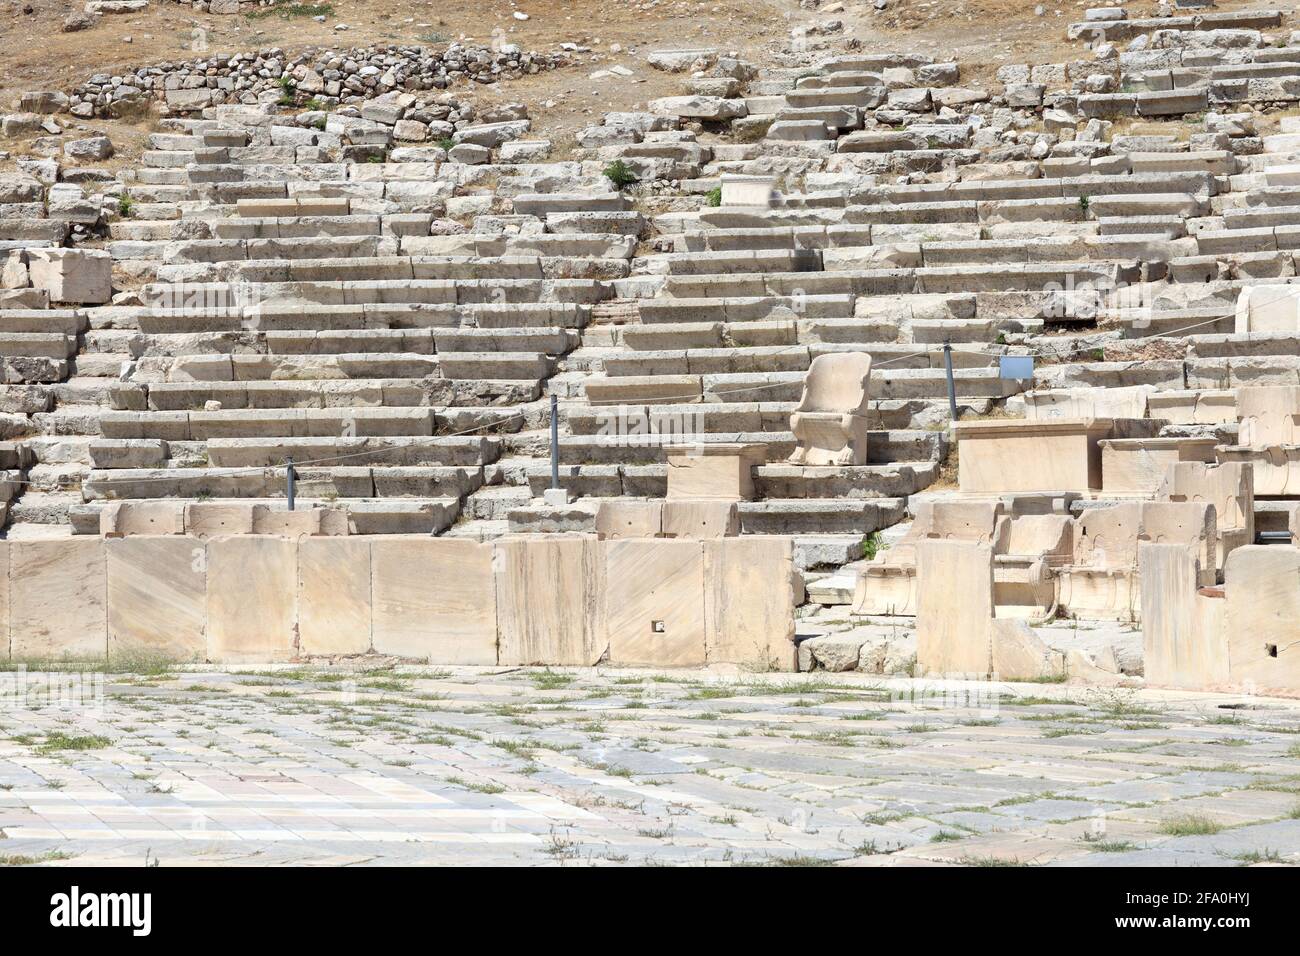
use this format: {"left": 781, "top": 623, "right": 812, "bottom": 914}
{"left": 100, "top": 406, "right": 438, "bottom": 440}
{"left": 0, "top": 310, "right": 87, "bottom": 335}
{"left": 737, "top": 497, "right": 907, "bottom": 535}
{"left": 82, "top": 465, "right": 482, "bottom": 502}
{"left": 0, "top": 332, "right": 77, "bottom": 359}
{"left": 201, "top": 435, "right": 501, "bottom": 468}
{"left": 638, "top": 294, "right": 855, "bottom": 323}
{"left": 61, "top": 495, "right": 461, "bottom": 536}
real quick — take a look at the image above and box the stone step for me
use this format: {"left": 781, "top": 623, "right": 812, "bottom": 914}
{"left": 785, "top": 86, "right": 885, "bottom": 110}
{"left": 64, "top": 495, "right": 460, "bottom": 535}
{"left": 677, "top": 225, "right": 871, "bottom": 252}
{"left": 753, "top": 462, "right": 939, "bottom": 498}
{"left": 511, "top": 193, "right": 630, "bottom": 216}
{"left": 125, "top": 378, "right": 450, "bottom": 411}
{"left": 436, "top": 351, "right": 554, "bottom": 380}
{"left": 637, "top": 294, "right": 855, "bottom": 323}
{"left": 0, "top": 310, "right": 87, "bottom": 335}
{"left": 140, "top": 277, "right": 609, "bottom": 307}
{"left": 638, "top": 248, "right": 822, "bottom": 276}
{"left": 4, "top": 490, "right": 82, "bottom": 527}
{"left": 737, "top": 497, "right": 907, "bottom": 535}
{"left": 556, "top": 429, "right": 944, "bottom": 465}
{"left": 82, "top": 465, "right": 483, "bottom": 502}
{"left": 0, "top": 332, "right": 77, "bottom": 359}
{"left": 617, "top": 320, "right": 799, "bottom": 350}
{"left": 856, "top": 172, "right": 1216, "bottom": 206}
{"left": 201, "top": 436, "right": 502, "bottom": 468}
{"left": 99, "top": 407, "right": 439, "bottom": 441}
{"left": 434, "top": 327, "right": 578, "bottom": 354}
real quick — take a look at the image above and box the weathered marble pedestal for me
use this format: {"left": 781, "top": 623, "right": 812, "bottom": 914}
{"left": 666, "top": 443, "right": 767, "bottom": 501}
{"left": 954, "top": 418, "right": 1114, "bottom": 493}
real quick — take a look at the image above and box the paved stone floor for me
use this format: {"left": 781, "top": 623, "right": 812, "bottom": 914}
{"left": 1, "top": 665, "right": 1298, "bottom": 866}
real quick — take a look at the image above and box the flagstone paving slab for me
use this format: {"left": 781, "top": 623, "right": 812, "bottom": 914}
{"left": 0, "top": 667, "right": 1296, "bottom": 866}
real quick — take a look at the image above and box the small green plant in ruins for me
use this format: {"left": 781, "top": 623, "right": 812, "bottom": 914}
{"left": 603, "top": 159, "right": 638, "bottom": 190}
{"left": 862, "top": 531, "right": 887, "bottom": 561}
{"left": 276, "top": 74, "right": 297, "bottom": 106}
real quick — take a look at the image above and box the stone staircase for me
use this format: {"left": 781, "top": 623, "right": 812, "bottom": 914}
{"left": 7, "top": 11, "right": 1300, "bottom": 572}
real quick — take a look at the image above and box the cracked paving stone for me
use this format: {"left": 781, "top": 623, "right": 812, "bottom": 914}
{"left": 0, "top": 668, "right": 1297, "bottom": 866}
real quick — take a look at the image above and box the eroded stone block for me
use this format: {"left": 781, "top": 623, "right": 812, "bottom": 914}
{"left": 703, "top": 537, "right": 796, "bottom": 670}
{"left": 916, "top": 540, "right": 992, "bottom": 677}
{"left": 107, "top": 536, "right": 205, "bottom": 663}
{"left": 205, "top": 536, "right": 297, "bottom": 663}
{"left": 26, "top": 248, "right": 111, "bottom": 304}
{"left": 299, "top": 537, "right": 371, "bottom": 656}
{"left": 606, "top": 540, "right": 706, "bottom": 666}
{"left": 495, "top": 536, "right": 607, "bottom": 666}
{"left": 371, "top": 538, "right": 496, "bottom": 663}
{"left": 1141, "top": 542, "right": 1229, "bottom": 689}
{"left": 1224, "top": 545, "right": 1300, "bottom": 695}
{"left": 9, "top": 538, "right": 107, "bottom": 660}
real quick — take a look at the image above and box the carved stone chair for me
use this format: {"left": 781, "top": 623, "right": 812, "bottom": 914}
{"left": 788, "top": 351, "right": 872, "bottom": 466}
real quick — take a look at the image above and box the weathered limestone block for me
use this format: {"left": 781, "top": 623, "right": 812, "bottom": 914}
{"left": 666, "top": 443, "right": 766, "bottom": 500}
{"left": 703, "top": 537, "right": 797, "bottom": 670}
{"left": 916, "top": 540, "right": 993, "bottom": 677}
{"left": 594, "top": 499, "right": 740, "bottom": 540}
{"left": 1100, "top": 437, "right": 1218, "bottom": 494}
{"left": 106, "top": 536, "right": 205, "bottom": 663}
{"left": 854, "top": 500, "right": 1003, "bottom": 617}
{"left": 1059, "top": 503, "right": 1140, "bottom": 621}
{"left": 605, "top": 540, "right": 706, "bottom": 666}
{"left": 184, "top": 502, "right": 254, "bottom": 536}
{"left": 956, "top": 418, "right": 1112, "bottom": 493}
{"left": 992, "top": 514, "right": 1074, "bottom": 618}
{"left": 298, "top": 537, "right": 371, "bottom": 656}
{"left": 251, "top": 505, "right": 343, "bottom": 537}
{"left": 1217, "top": 445, "right": 1300, "bottom": 496}
{"left": 992, "top": 619, "right": 1066, "bottom": 681}
{"left": 496, "top": 536, "right": 607, "bottom": 665}
{"left": 788, "top": 351, "right": 872, "bottom": 466}
{"left": 8, "top": 538, "right": 107, "bottom": 660}
{"left": 1236, "top": 385, "right": 1300, "bottom": 445}
{"left": 100, "top": 500, "right": 186, "bottom": 536}
{"left": 1221, "top": 385, "right": 1300, "bottom": 495}
{"left": 1224, "top": 545, "right": 1300, "bottom": 695}
{"left": 1158, "top": 461, "right": 1254, "bottom": 568}
{"left": 371, "top": 538, "right": 496, "bottom": 663}
{"left": 720, "top": 174, "right": 775, "bottom": 207}
{"left": 26, "top": 249, "right": 111, "bottom": 304}
{"left": 205, "top": 536, "right": 297, "bottom": 663}
{"left": 662, "top": 500, "right": 739, "bottom": 538}
{"left": 1146, "top": 388, "right": 1236, "bottom": 425}
{"left": 648, "top": 95, "right": 747, "bottom": 121}
{"left": 594, "top": 500, "right": 663, "bottom": 539}
{"left": 1021, "top": 385, "right": 1154, "bottom": 420}
{"left": 1234, "top": 284, "right": 1300, "bottom": 333}
{"left": 1141, "top": 542, "right": 1229, "bottom": 690}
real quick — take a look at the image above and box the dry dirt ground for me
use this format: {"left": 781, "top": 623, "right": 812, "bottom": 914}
{"left": 0, "top": 0, "right": 800, "bottom": 167}
{"left": 0, "top": 0, "right": 1289, "bottom": 167}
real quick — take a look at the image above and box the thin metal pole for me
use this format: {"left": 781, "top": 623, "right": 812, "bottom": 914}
{"left": 286, "top": 456, "right": 296, "bottom": 511}
{"left": 549, "top": 394, "right": 560, "bottom": 490}
{"left": 943, "top": 340, "right": 958, "bottom": 422}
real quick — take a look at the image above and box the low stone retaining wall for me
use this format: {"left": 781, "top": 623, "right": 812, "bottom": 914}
{"left": 0, "top": 535, "right": 798, "bottom": 670}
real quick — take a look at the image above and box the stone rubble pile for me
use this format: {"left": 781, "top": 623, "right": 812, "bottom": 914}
{"left": 59, "top": 43, "right": 568, "bottom": 119}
